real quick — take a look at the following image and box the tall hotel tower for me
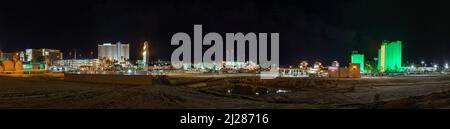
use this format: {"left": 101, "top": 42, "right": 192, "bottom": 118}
{"left": 98, "top": 42, "right": 130, "bottom": 63}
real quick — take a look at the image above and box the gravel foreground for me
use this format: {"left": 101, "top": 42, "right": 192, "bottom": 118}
{"left": 0, "top": 75, "right": 450, "bottom": 109}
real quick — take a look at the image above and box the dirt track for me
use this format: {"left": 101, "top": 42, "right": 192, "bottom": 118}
{"left": 0, "top": 75, "right": 450, "bottom": 109}
{"left": 0, "top": 76, "right": 278, "bottom": 108}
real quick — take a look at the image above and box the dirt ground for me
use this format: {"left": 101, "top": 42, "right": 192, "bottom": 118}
{"left": 0, "top": 74, "right": 450, "bottom": 109}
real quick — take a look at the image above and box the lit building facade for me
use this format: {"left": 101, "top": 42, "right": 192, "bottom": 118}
{"left": 327, "top": 63, "right": 361, "bottom": 78}
{"left": 53, "top": 59, "right": 101, "bottom": 71}
{"left": 98, "top": 42, "right": 129, "bottom": 63}
{"left": 351, "top": 53, "right": 364, "bottom": 73}
{"left": 0, "top": 52, "right": 12, "bottom": 61}
{"left": 378, "top": 41, "right": 402, "bottom": 72}
{"left": 25, "top": 49, "right": 63, "bottom": 65}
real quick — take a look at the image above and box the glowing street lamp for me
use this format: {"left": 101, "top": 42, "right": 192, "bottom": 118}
{"left": 445, "top": 63, "right": 449, "bottom": 69}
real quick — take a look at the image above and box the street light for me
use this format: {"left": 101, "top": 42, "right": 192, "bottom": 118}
{"left": 445, "top": 63, "right": 449, "bottom": 69}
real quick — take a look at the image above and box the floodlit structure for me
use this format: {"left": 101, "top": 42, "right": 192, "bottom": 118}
{"left": 25, "top": 49, "right": 63, "bottom": 65}
{"left": 279, "top": 68, "right": 308, "bottom": 77}
{"left": 331, "top": 61, "right": 339, "bottom": 67}
{"left": 142, "top": 41, "right": 149, "bottom": 68}
{"left": 299, "top": 61, "right": 308, "bottom": 69}
{"left": 98, "top": 42, "right": 130, "bottom": 63}
{"left": 0, "top": 52, "right": 17, "bottom": 61}
{"left": 378, "top": 41, "right": 402, "bottom": 73}
{"left": 405, "top": 66, "right": 437, "bottom": 73}
{"left": 351, "top": 52, "right": 364, "bottom": 73}
{"left": 53, "top": 59, "right": 101, "bottom": 71}
{"left": 328, "top": 63, "right": 361, "bottom": 78}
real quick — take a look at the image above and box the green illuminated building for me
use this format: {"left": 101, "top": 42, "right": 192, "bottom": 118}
{"left": 351, "top": 52, "right": 365, "bottom": 73}
{"left": 378, "top": 41, "right": 402, "bottom": 73}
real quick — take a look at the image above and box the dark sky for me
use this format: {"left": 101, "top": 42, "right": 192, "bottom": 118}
{"left": 0, "top": 0, "right": 449, "bottom": 66}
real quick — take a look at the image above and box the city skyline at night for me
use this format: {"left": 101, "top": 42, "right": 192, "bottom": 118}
{"left": 1, "top": 0, "right": 450, "bottom": 66}
{"left": 2, "top": 1, "right": 450, "bottom": 127}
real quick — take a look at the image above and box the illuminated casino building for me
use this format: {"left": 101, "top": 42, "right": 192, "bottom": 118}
{"left": 53, "top": 59, "right": 101, "bottom": 71}
{"left": 98, "top": 42, "right": 130, "bottom": 63}
{"left": 378, "top": 41, "right": 402, "bottom": 72}
{"left": 25, "top": 49, "right": 63, "bottom": 65}
{"left": 351, "top": 51, "right": 365, "bottom": 73}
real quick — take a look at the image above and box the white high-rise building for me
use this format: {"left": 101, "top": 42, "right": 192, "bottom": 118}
{"left": 98, "top": 42, "right": 129, "bottom": 62}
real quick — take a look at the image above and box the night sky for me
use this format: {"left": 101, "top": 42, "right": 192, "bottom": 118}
{"left": 0, "top": 0, "right": 449, "bottom": 66}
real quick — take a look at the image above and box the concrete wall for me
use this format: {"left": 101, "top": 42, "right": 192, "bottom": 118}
{"left": 339, "top": 68, "right": 349, "bottom": 78}
{"left": 328, "top": 64, "right": 361, "bottom": 78}
{"left": 348, "top": 64, "right": 361, "bottom": 78}
{"left": 328, "top": 69, "right": 339, "bottom": 78}
{"left": 64, "top": 73, "right": 152, "bottom": 85}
